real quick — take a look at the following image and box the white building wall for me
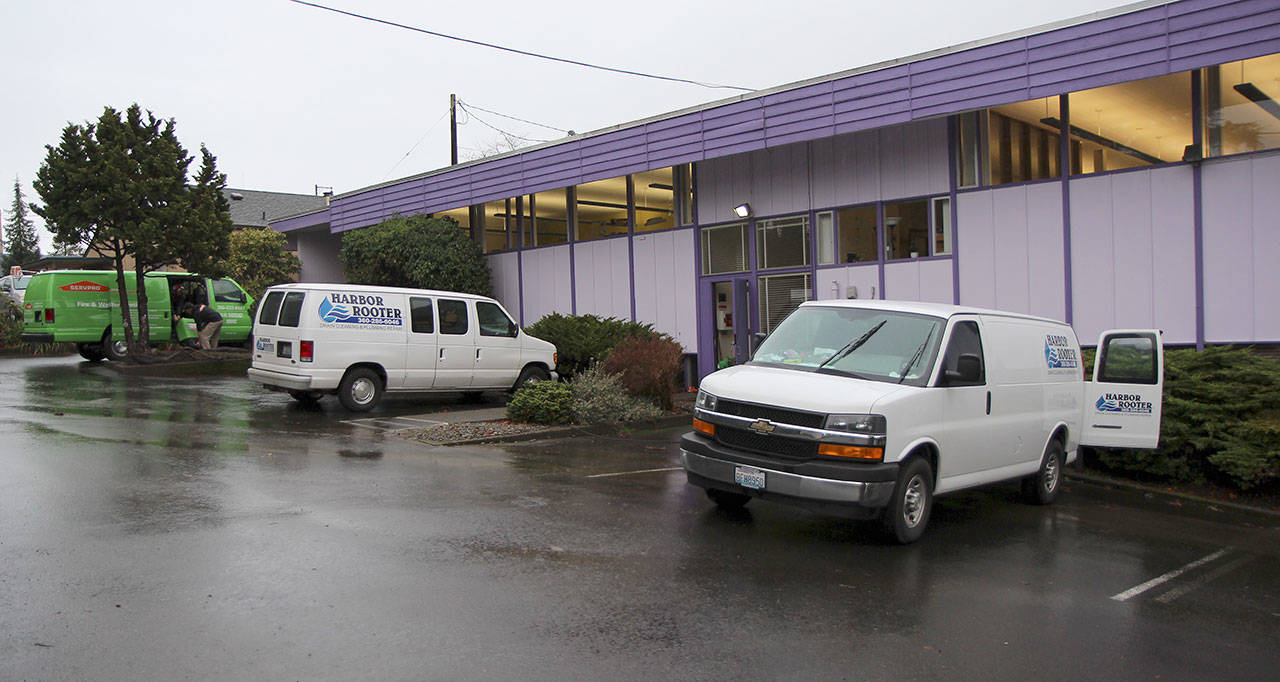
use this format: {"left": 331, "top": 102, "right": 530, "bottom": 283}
{"left": 518, "top": 245, "right": 572, "bottom": 326}
{"left": 572, "top": 237, "right": 631, "bottom": 321}
{"left": 633, "top": 229, "right": 698, "bottom": 351}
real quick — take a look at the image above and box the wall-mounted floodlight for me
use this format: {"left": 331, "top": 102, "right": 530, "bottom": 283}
{"left": 733, "top": 202, "right": 752, "bottom": 218}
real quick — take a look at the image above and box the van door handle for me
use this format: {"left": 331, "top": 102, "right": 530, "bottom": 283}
{"left": 986, "top": 391, "right": 991, "bottom": 415}
{"left": 475, "top": 348, "right": 481, "bottom": 359}
{"left": 439, "top": 348, "right": 445, "bottom": 359}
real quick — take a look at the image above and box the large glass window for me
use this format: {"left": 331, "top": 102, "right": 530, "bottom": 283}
{"left": 480, "top": 199, "right": 511, "bottom": 253}
{"left": 575, "top": 177, "right": 629, "bottom": 241}
{"left": 1205, "top": 54, "right": 1280, "bottom": 157}
{"left": 758, "top": 273, "right": 811, "bottom": 335}
{"left": 756, "top": 215, "right": 809, "bottom": 270}
{"left": 957, "top": 111, "right": 982, "bottom": 188}
{"left": 1068, "top": 72, "right": 1192, "bottom": 175}
{"left": 632, "top": 167, "right": 676, "bottom": 233}
{"left": 836, "top": 205, "right": 877, "bottom": 264}
{"left": 816, "top": 211, "right": 835, "bottom": 265}
{"left": 987, "top": 98, "right": 1061, "bottom": 185}
{"left": 701, "top": 223, "right": 748, "bottom": 275}
{"left": 883, "top": 200, "right": 929, "bottom": 260}
{"left": 531, "top": 189, "right": 568, "bottom": 246}
{"left": 932, "top": 197, "right": 952, "bottom": 256}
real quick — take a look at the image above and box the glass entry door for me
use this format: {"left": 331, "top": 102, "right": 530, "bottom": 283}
{"left": 709, "top": 277, "right": 752, "bottom": 369}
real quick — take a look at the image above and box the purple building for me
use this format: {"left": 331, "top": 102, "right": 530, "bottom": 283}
{"left": 272, "top": 0, "right": 1280, "bottom": 379}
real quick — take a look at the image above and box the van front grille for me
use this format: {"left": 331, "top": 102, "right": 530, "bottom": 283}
{"left": 715, "top": 399, "right": 825, "bottom": 429}
{"left": 716, "top": 426, "right": 818, "bottom": 461}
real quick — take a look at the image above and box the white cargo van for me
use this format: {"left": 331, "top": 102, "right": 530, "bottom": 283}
{"left": 682, "top": 300, "right": 1163, "bottom": 543}
{"left": 248, "top": 283, "right": 558, "bottom": 411}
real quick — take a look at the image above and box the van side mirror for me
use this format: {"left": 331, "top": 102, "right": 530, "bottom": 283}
{"left": 944, "top": 353, "right": 982, "bottom": 384}
{"left": 751, "top": 332, "right": 766, "bottom": 354}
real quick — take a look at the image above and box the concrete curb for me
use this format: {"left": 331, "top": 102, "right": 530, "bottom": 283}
{"left": 414, "top": 413, "right": 691, "bottom": 447}
{"left": 1066, "top": 469, "right": 1279, "bottom": 524}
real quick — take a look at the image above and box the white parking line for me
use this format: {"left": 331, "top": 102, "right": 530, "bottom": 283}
{"left": 1110, "top": 548, "right": 1232, "bottom": 602}
{"left": 586, "top": 466, "right": 683, "bottom": 479}
{"left": 1155, "top": 555, "right": 1254, "bottom": 604}
{"left": 342, "top": 421, "right": 388, "bottom": 431}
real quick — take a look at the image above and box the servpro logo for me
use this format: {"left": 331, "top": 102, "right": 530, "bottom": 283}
{"left": 318, "top": 292, "right": 402, "bottom": 327}
{"left": 59, "top": 281, "right": 110, "bottom": 293}
{"left": 1095, "top": 393, "right": 1153, "bottom": 414}
{"left": 1045, "top": 334, "right": 1079, "bottom": 369}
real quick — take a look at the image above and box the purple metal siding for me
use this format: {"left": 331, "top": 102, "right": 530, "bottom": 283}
{"left": 273, "top": 209, "right": 330, "bottom": 232}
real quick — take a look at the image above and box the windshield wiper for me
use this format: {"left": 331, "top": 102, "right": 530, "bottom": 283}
{"left": 818, "top": 320, "right": 886, "bottom": 369}
{"left": 896, "top": 327, "right": 935, "bottom": 384}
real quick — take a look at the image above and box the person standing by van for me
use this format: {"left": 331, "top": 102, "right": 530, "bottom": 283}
{"left": 180, "top": 302, "right": 223, "bottom": 349}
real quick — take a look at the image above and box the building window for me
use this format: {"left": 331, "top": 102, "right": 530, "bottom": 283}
{"left": 480, "top": 199, "right": 511, "bottom": 253}
{"left": 633, "top": 167, "right": 677, "bottom": 233}
{"left": 883, "top": 200, "right": 929, "bottom": 260}
{"left": 701, "top": 222, "right": 748, "bottom": 275}
{"left": 987, "top": 98, "right": 1061, "bottom": 185}
{"left": 1067, "top": 72, "right": 1193, "bottom": 175}
{"left": 836, "top": 205, "right": 877, "bottom": 264}
{"left": 758, "top": 273, "right": 811, "bottom": 335}
{"left": 1205, "top": 54, "right": 1280, "bottom": 157}
{"left": 932, "top": 197, "right": 952, "bottom": 256}
{"left": 674, "top": 163, "right": 694, "bottom": 226}
{"left": 956, "top": 111, "right": 982, "bottom": 189}
{"left": 531, "top": 189, "right": 568, "bottom": 246}
{"left": 575, "top": 177, "right": 629, "bottom": 241}
{"left": 816, "top": 211, "right": 835, "bottom": 265}
{"left": 756, "top": 215, "right": 809, "bottom": 270}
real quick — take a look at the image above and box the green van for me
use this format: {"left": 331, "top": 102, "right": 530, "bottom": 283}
{"left": 20, "top": 270, "right": 255, "bottom": 361}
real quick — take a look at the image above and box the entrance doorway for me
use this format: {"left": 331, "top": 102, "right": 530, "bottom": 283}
{"left": 706, "top": 277, "right": 752, "bottom": 371}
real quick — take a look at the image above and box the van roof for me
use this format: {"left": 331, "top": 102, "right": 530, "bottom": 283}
{"left": 265, "top": 282, "right": 496, "bottom": 301}
{"left": 32, "top": 270, "right": 199, "bottom": 278}
{"left": 798, "top": 299, "right": 1070, "bottom": 326}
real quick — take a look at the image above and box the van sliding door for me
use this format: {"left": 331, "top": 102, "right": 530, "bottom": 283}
{"left": 1081, "top": 330, "right": 1164, "bottom": 449}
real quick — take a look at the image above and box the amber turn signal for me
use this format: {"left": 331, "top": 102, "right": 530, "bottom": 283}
{"left": 693, "top": 418, "right": 715, "bottom": 436}
{"left": 817, "top": 444, "right": 883, "bottom": 461}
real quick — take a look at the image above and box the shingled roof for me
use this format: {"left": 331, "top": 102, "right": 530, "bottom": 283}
{"left": 223, "top": 188, "right": 329, "bottom": 229}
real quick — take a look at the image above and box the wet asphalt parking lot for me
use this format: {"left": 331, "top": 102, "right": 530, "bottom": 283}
{"left": 1, "top": 354, "right": 1277, "bottom": 680}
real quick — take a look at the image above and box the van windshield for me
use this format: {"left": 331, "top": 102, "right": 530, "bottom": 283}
{"left": 751, "top": 306, "right": 945, "bottom": 386}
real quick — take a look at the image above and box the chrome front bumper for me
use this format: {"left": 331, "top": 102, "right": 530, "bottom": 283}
{"left": 680, "top": 448, "right": 894, "bottom": 507}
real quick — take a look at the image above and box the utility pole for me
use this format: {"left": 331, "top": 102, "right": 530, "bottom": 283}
{"left": 450, "top": 94, "right": 458, "bottom": 165}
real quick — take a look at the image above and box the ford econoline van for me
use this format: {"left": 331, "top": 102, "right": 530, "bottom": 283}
{"left": 681, "top": 300, "right": 1163, "bottom": 543}
{"left": 247, "top": 283, "right": 558, "bottom": 411}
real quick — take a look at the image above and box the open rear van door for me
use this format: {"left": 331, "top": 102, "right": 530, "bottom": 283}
{"left": 1081, "top": 330, "right": 1163, "bottom": 449}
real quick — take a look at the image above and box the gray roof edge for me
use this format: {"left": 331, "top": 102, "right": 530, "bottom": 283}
{"left": 333, "top": 0, "right": 1172, "bottom": 201}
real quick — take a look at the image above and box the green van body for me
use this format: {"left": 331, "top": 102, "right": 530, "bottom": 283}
{"left": 21, "top": 270, "right": 254, "bottom": 359}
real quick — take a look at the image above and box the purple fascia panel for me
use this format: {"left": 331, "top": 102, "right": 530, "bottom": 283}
{"left": 762, "top": 89, "right": 834, "bottom": 118}
{"left": 910, "top": 65, "right": 1033, "bottom": 102}
{"left": 1028, "top": 20, "right": 1168, "bottom": 62}
{"left": 644, "top": 133, "right": 703, "bottom": 157}
{"left": 272, "top": 210, "right": 330, "bottom": 233}
{"left": 1169, "top": 5, "right": 1280, "bottom": 38}
{"left": 909, "top": 48, "right": 1029, "bottom": 87}
{"left": 1029, "top": 37, "right": 1171, "bottom": 82}
{"left": 910, "top": 80, "right": 1030, "bottom": 115}
{"left": 765, "top": 105, "right": 836, "bottom": 128}
{"left": 1029, "top": 3, "right": 1167, "bottom": 48}
{"left": 1032, "top": 61, "right": 1174, "bottom": 100}
{"left": 701, "top": 116, "right": 766, "bottom": 142}
{"left": 832, "top": 87, "right": 908, "bottom": 113}
{"left": 1170, "top": 30, "right": 1280, "bottom": 71}
{"left": 767, "top": 126, "right": 836, "bottom": 150}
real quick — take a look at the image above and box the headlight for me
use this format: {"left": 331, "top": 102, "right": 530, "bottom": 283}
{"left": 695, "top": 390, "right": 718, "bottom": 412}
{"left": 824, "top": 413, "right": 886, "bottom": 435}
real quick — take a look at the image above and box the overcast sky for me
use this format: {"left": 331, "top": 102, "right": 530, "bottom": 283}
{"left": 2, "top": 0, "right": 1138, "bottom": 248}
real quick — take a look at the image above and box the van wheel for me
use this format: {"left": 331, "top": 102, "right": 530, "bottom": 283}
{"left": 339, "top": 368, "right": 383, "bottom": 412}
{"left": 512, "top": 366, "right": 550, "bottom": 392}
{"left": 706, "top": 488, "right": 751, "bottom": 509}
{"left": 288, "top": 390, "right": 323, "bottom": 405}
{"left": 1021, "top": 440, "right": 1064, "bottom": 505}
{"left": 880, "top": 458, "right": 933, "bottom": 544}
{"left": 103, "top": 335, "right": 130, "bottom": 362}
{"left": 77, "top": 343, "right": 106, "bottom": 362}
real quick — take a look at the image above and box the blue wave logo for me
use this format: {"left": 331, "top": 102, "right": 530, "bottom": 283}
{"left": 1096, "top": 395, "right": 1121, "bottom": 412}
{"left": 1046, "top": 344, "right": 1061, "bottom": 368}
{"left": 319, "top": 298, "right": 352, "bottom": 323}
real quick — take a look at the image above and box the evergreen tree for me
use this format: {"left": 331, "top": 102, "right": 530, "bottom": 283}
{"left": 340, "top": 214, "right": 492, "bottom": 296}
{"left": 3, "top": 178, "right": 41, "bottom": 269}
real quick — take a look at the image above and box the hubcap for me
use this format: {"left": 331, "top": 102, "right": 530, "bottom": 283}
{"left": 111, "top": 341, "right": 128, "bottom": 357}
{"left": 902, "top": 475, "right": 926, "bottom": 527}
{"left": 351, "top": 378, "right": 375, "bottom": 404}
{"left": 1043, "top": 454, "right": 1060, "bottom": 492}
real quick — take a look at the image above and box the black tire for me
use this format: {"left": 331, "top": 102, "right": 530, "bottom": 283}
{"left": 103, "top": 332, "right": 129, "bottom": 362}
{"left": 880, "top": 457, "right": 934, "bottom": 544}
{"left": 511, "top": 365, "right": 550, "bottom": 392}
{"left": 288, "top": 390, "right": 323, "bottom": 405}
{"left": 1021, "top": 439, "right": 1064, "bottom": 505}
{"left": 338, "top": 367, "right": 383, "bottom": 412}
{"left": 76, "top": 343, "right": 106, "bottom": 362}
{"left": 179, "top": 338, "right": 200, "bottom": 349}
{"left": 706, "top": 488, "right": 751, "bottom": 509}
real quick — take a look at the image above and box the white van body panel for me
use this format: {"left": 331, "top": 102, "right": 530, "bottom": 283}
{"left": 683, "top": 299, "right": 1163, "bottom": 526}
{"left": 248, "top": 283, "right": 557, "bottom": 407}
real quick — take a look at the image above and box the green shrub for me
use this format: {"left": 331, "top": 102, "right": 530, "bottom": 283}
{"left": 601, "top": 335, "right": 684, "bottom": 411}
{"left": 570, "top": 364, "right": 663, "bottom": 425}
{"left": 524, "top": 313, "right": 674, "bottom": 380}
{"left": 1093, "top": 346, "right": 1280, "bottom": 490}
{"left": 506, "top": 381, "right": 573, "bottom": 425}
{"left": 0, "top": 300, "right": 21, "bottom": 348}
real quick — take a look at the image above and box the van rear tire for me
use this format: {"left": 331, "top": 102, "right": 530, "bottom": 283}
{"left": 1021, "top": 440, "right": 1064, "bottom": 505}
{"left": 339, "top": 368, "right": 383, "bottom": 412}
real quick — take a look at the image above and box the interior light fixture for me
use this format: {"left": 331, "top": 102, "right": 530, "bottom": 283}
{"left": 733, "top": 202, "right": 752, "bottom": 218}
{"left": 1233, "top": 82, "right": 1280, "bottom": 122}
{"left": 1040, "top": 117, "right": 1165, "bottom": 165}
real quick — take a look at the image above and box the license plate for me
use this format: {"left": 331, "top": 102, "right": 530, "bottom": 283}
{"left": 734, "top": 466, "right": 765, "bottom": 490}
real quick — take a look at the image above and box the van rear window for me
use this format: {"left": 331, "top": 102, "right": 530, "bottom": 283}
{"left": 278, "top": 292, "right": 305, "bottom": 328}
{"left": 259, "top": 292, "right": 284, "bottom": 325}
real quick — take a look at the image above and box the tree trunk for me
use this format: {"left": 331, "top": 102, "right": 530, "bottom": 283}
{"left": 110, "top": 243, "right": 135, "bottom": 357}
{"left": 133, "top": 269, "right": 151, "bottom": 357}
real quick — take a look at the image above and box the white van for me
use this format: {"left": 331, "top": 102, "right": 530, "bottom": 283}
{"left": 247, "top": 283, "right": 558, "bottom": 411}
{"left": 682, "top": 300, "right": 1163, "bottom": 543}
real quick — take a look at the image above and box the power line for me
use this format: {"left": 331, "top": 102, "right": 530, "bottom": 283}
{"left": 456, "top": 99, "right": 570, "bottom": 134}
{"left": 458, "top": 103, "right": 553, "bottom": 144}
{"left": 382, "top": 109, "right": 450, "bottom": 181}
{"left": 289, "top": 0, "right": 754, "bottom": 92}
